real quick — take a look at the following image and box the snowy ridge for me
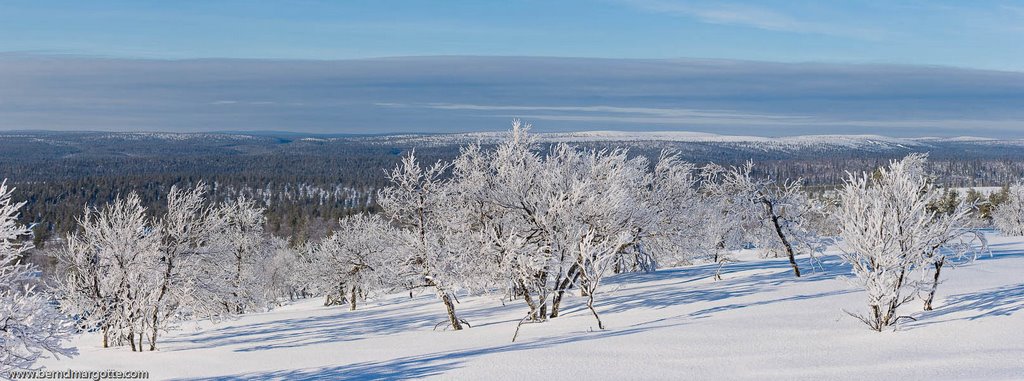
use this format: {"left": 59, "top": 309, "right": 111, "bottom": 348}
{"left": 373, "top": 130, "right": 947, "bottom": 153}
{"left": 404, "top": 130, "right": 929, "bottom": 145}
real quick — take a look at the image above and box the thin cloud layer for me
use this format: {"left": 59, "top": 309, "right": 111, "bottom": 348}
{"left": 618, "top": 0, "right": 885, "bottom": 39}
{"left": 1, "top": 55, "right": 1022, "bottom": 137}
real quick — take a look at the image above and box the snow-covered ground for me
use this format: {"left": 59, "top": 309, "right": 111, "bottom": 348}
{"left": 41, "top": 233, "right": 1024, "bottom": 380}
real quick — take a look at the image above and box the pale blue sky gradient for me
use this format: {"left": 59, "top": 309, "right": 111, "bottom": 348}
{"left": 2, "top": 1, "right": 1023, "bottom": 70}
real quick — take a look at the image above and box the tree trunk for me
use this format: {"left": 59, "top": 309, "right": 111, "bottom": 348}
{"left": 549, "top": 265, "right": 580, "bottom": 318}
{"left": 149, "top": 315, "right": 159, "bottom": 351}
{"left": 871, "top": 304, "right": 883, "bottom": 332}
{"left": 586, "top": 293, "right": 604, "bottom": 330}
{"left": 549, "top": 293, "right": 564, "bottom": 318}
{"left": 517, "top": 280, "right": 539, "bottom": 320}
{"left": 924, "top": 258, "right": 945, "bottom": 311}
{"left": 441, "top": 292, "right": 463, "bottom": 331}
{"left": 102, "top": 326, "right": 109, "bottom": 348}
{"left": 349, "top": 285, "right": 358, "bottom": 311}
{"left": 764, "top": 199, "right": 800, "bottom": 277}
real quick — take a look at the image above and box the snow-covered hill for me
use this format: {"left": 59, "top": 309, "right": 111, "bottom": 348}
{"left": 40, "top": 233, "right": 1024, "bottom": 380}
{"left": 360, "top": 130, "right": 1024, "bottom": 155}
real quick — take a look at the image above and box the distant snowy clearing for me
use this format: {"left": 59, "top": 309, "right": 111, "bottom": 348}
{"left": 42, "top": 234, "right": 1024, "bottom": 380}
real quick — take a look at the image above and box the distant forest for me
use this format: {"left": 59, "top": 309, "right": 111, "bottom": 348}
{"left": 3, "top": 131, "right": 1024, "bottom": 246}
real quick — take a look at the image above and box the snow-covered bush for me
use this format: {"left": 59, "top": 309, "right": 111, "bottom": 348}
{"left": 836, "top": 154, "right": 983, "bottom": 331}
{"left": 0, "top": 180, "right": 75, "bottom": 372}
{"left": 263, "top": 237, "right": 308, "bottom": 305}
{"left": 992, "top": 183, "right": 1024, "bottom": 236}
{"left": 309, "top": 213, "right": 397, "bottom": 310}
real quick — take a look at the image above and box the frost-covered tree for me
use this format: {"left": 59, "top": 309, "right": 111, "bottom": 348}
{"left": 56, "top": 186, "right": 280, "bottom": 351}
{"left": 146, "top": 183, "right": 225, "bottom": 350}
{"left": 263, "top": 237, "right": 308, "bottom": 305}
{"left": 0, "top": 180, "right": 74, "bottom": 372}
{"left": 56, "top": 193, "right": 161, "bottom": 350}
{"left": 702, "top": 162, "right": 823, "bottom": 277}
{"left": 919, "top": 212, "right": 985, "bottom": 311}
{"left": 450, "top": 124, "right": 557, "bottom": 322}
{"left": 454, "top": 122, "right": 704, "bottom": 335}
{"left": 574, "top": 228, "right": 629, "bottom": 330}
{"left": 210, "top": 196, "right": 270, "bottom": 315}
{"left": 836, "top": 154, "right": 983, "bottom": 331}
{"left": 993, "top": 183, "right": 1024, "bottom": 236}
{"left": 378, "top": 151, "right": 475, "bottom": 330}
{"left": 310, "top": 214, "right": 397, "bottom": 310}
{"left": 640, "top": 152, "right": 704, "bottom": 268}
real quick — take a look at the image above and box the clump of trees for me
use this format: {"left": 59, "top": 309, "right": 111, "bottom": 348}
{"left": 53, "top": 183, "right": 296, "bottom": 351}
{"left": 369, "top": 121, "right": 827, "bottom": 337}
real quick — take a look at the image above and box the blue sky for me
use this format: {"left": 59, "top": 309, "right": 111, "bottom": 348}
{"left": 1, "top": 1, "right": 1023, "bottom": 136}
{"left": 3, "top": 0, "right": 1023, "bottom": 70}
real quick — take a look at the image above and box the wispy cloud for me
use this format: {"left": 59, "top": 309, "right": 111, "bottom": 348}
{"left": 618, "top": 0, "right": 885, "bottom": 39}
{"left": 416, "top": 104, "right": 810, "bottom": 121}
{"left": 381, "top": 102, "right": 1024, "bottom": 132}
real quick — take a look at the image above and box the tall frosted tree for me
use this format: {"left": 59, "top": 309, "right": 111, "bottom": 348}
{"left": 211, "top": 196, "right": 270, "bottom": 315}
{"left": 147, "top": 183, "right": 225, "bottom": 350}
{"left": 378, "top": 151, "right": 474, "bottom": 330}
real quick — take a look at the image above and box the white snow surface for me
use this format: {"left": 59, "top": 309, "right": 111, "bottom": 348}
{"left": 41, "top": 233, "right": 1024, "bottom": 380}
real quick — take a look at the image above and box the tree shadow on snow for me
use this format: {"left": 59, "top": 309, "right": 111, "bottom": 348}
{"left": 584, "top": 254, "right": 851, "bottom": 317}
{"left": 905, "top": 282, "right": 1024, "bottom": 330}
{"left": 171, "top": 323, "right": 681, "bottom": 381}
{"left": 162, "top": 296, "right": 518, "bottom": 353}
{"left": 969, "top": 241, "right": 1024, "bottom": 262}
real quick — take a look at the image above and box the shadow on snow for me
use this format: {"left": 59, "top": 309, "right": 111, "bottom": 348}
{"left": 172, "top": 323, "right": 682, "bottom": 381}
{"left": 169, "top": 239, "right": 1024, "bottom": 379}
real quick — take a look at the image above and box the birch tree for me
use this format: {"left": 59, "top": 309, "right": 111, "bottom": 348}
{"left": 210, "top": 196, "right": 269, "bottom": 315}
{"left": 702, "top": 162, "right": 823, "bottom": 277}
{"left": 378, "top": 151, "right": 472, "bottom": 330}
{"left": 836, "top": 154, "right": 983, "bottom": 330}
{"left": 147, "top": 183, "right": 225, "bottom": 350}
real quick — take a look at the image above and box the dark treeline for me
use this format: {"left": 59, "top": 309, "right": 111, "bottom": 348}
{"left": 0, "top": 132, "right": 455, "bottom": 245}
